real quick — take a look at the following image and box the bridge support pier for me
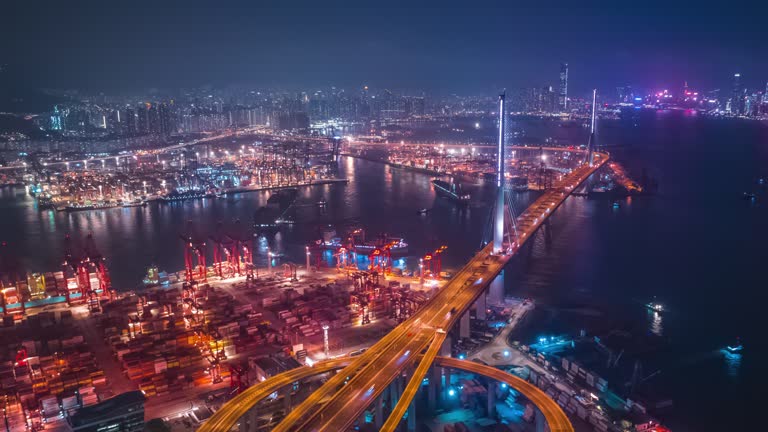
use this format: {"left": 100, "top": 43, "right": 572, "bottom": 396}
{"left": 239, "top": 407, "right": 258, "bottom": 432}
{"left": 375, "top": 395, "right": 384, "bottom": 429}
{"left": 407, "top": 397, "right": 417, "bottom": 432}
{"left": 489, "top": 271, "right": 504, "bottom": 305}
{"left": 428, "top": 367, "right": 438, "bottom": 411}
{"left": 487, "top": 381, "right": 496, "bottom": 418}
{"left": 475, "top": 291, "right": 487, "bottom": 320}
{"left": 460, "top": 312, "right": 470, "bottom": 339}
{"left": 536, "top": 407, "right": 547, "bottom": 432}
{"left": 444, "top": 368, "right": 452, "bottom": 399}
{"left": 280, "top": 387, "right": 292, "bottom": 413}
{"left": 394, "top": 373, "right": 404, "bottom": 406}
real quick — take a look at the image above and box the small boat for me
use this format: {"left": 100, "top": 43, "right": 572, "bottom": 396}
{"left": 317, "top": 198, "right": 327, "bottom": 206}
{"left": 417, "top": 208, "right": 430, "bottom": 215}
{"left": 726, "top": 338, "right": 743, "bottom": 353}
{"left": 742, "top": 192, "right": 756, "bottom": 201}
{"left": 645, "top": 301, "right": 664, "bottom": 313}
{"left": 612, "top": 201, "right": 621, "bottom": 209}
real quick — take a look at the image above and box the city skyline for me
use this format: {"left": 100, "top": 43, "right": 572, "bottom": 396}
{"left": 3, "top": 1, "right": 767, "bottom": 94}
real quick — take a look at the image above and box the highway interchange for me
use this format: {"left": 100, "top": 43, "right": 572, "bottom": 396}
{"left": 199, "top": 150, "right": 607, "bottom": 431}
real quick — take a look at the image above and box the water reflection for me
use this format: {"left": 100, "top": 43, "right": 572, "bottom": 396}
{"left": 648, "top": 310, "right": 664, "bottom": 336}
{"left": 719, "top": 349, "right": 742, "bottom": 378}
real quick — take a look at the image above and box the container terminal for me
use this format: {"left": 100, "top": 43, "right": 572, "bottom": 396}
{"left": 0, "top": 223, "right": 452, "bottom": 432}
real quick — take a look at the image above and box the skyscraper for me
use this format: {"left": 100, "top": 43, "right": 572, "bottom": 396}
{"left": 559, "top": 63, "right": 569, "bottom": 111}
{"left": 731, "top": 73, "right": 743, "bottom": 115}
{"left": 50, "top": 105, "right": 62, "bottom": 131}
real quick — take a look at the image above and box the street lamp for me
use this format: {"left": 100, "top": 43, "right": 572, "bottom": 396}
{"left": 322, "top": 324, "right": 330, "bottom": 358}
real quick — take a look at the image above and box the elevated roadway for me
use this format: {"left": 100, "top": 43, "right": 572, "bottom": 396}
{"left": 206, "top": 151, "right": 608, "bottom": 432}
{"left": 199, "top": 354, "right": 573, "bottom": 432}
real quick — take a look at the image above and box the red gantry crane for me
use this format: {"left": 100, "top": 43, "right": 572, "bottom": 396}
{"left": 180, "top": 222, "right": 208, "bottom": 282}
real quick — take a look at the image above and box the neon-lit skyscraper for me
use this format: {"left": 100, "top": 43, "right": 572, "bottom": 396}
{"left": 559, "top": 63, "right": 569, "bottom": 111}
{"left": 731, "top": 73, "right": 743, "bottom": 115}
{"left": 50, "top": 105, "right": 62, "bottom": 131}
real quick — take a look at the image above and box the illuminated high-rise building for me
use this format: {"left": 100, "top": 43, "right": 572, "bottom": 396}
{"left": 50, "top": 105, "right": 63, "bottom": 130}
{"left": 731, "top": 73, "right": 743, "bottom": 115}
{"left": 559, "top": 63, "right": 569, "bottom": 111}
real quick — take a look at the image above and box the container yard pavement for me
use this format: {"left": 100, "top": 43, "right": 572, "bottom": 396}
{"left": 72, "top": 306, "right": 136, "bottom": 396}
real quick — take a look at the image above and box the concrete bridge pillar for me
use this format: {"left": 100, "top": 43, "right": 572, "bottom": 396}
{"left": 535, "top": 407, "right": 548, "bottom": 432}
{"left": 428, "top": 367, "right": 438, "bottom": 411}
{"left": 460, "top": 312, "right": 470, "bottom": 339}
{"left": 489, "top": 270, "right": 504, "bottom": 305}
{"left": 407, "top": 397, "right": 417, "bottom": 432}
{"left": 444, "top": 368, "right": 452, "bottom": 398}
{"left": 393, "top": 373, "right": 403, "bottom": 406}
{"left": 280, "top": 387, "right": 292, "bottom": 413}
{"left": 487, "top": 382, "right": 496, "bottom": 417}
{"left": 239, "top": 407, "right": 258, "bottom": 432}
{"left": 475, "top": 291, "right": 487, "bottom": 320}
{"left": 441, "top": 335, "right": 452, "bottom": 357}
{"left": 375, "top": 395, "right": 384, "bottom": 429}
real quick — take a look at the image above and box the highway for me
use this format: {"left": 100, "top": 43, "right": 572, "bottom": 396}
{"left": 197, "top": 358, "right": 352, "bottom": 432}
{"left": 432, "top": 356, "right": 574, "bottom": 432}
{"left": 0, "top": 130, "right": 241, "bottom": 171}
{"left": 381, "top": 331, "right": 447, "bottom": 432}
{"left": 205, "top": 151, "right": 608, "bottom": 431}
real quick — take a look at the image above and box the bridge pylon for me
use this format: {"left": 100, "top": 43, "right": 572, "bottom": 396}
{"left": 494, "top": 92, "right": 506, "bottom": 253}
{"left": 586, "top": 88, "right": 597, "bottom": 167}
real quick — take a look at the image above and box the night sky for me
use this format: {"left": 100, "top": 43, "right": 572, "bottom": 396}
{"left": 4, "top": 0, "right": 767, "bottom": 95}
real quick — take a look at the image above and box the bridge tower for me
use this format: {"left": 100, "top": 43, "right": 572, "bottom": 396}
{"left": 586, "top": 89, "right": 597, "bottom": 167}
{"left": 493, "top": 92, "right": 506, "bottom": 253}
{"left": 488, "top": 92, "right": 507, "bottom": 306}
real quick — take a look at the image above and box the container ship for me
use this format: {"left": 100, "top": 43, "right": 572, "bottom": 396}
{"left": 266, "top": 188, "right": 298, "bottom": 208}
{"left": 318, "top": 227, "right": 408, "bottom": 255}
{"left": 431, "top": 179, "right": 470, "bottom": 205}
{"left": 159, "top": 189, "right": 215, "bottom": 202}
{"left": 57, "top": 198, "right": 147, "bottom": 212}
{"left": 510, "top": 175, "right": 529, "bottom": 191}
{"left": 0, "top": 236, "right": 113, "bottom": 319}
